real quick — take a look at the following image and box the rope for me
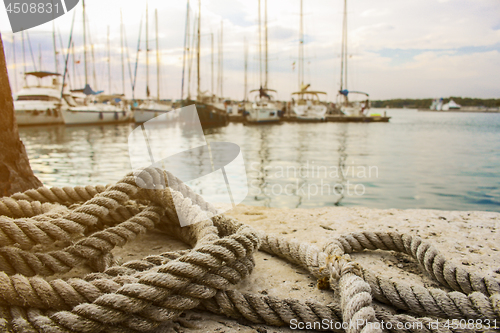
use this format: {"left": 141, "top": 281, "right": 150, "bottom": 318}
{"left": 0, "top": 167, "right": 497, "bottom": 333}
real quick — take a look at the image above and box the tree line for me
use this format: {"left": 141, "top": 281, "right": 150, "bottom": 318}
{"left": 371, "top": 97, "right": 500, "bottom": 109}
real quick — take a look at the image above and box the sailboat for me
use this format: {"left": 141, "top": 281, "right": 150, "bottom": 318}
{"left": 133, "top": 6, "right": 173, "bottom": 123}
{"left": 243, "top": 0, "right": 282, "bottom": 124}
{"left": 336, "top": 0, "right": 370, "bottom": 117}
{"left": 180, "top": 0, "right": 228, "bottom": 128}
{"left": 62, "top": 0, "right": 132, "bottom": 125}
{"left": 290, "top": 0, "right": 328, "bottom": 122}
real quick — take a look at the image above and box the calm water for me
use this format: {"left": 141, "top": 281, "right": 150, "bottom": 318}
{"left": 19, "top": 109, "right": 500, "bottom": 212}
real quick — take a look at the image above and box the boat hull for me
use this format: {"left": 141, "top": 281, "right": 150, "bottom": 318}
{"left": 14, "top": 101, "right": 64, "bottom": 126}
{"left": 244, "top": 108, "right": 281, "bottom": 124}
{"left": 182, "top": 100, "right": 229, "bottom": 129}
{"left": 133, "top": 109, "right": 173, "bottom": 123}
{"left": 63, "top": 107, "right": 132, "bottom": 125}
{"left": 292, "top": 104, "right": 327, "bottom": 121}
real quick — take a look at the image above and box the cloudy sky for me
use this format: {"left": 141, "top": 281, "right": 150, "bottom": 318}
{"left": 1, "top": 0, "right": 499, "bottom": 101}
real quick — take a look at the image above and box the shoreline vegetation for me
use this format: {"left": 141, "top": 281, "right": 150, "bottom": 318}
{"left": 371, "top": 97, "right": 500, "bottom": 109}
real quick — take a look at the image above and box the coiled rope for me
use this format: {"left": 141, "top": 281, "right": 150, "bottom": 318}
{"left": 0, "top": 168, "right": 498, "bottom": 332}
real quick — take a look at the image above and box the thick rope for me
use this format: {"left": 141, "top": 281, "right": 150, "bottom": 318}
{"left": 0, "top": 168, "right": 498, "bottom": 332}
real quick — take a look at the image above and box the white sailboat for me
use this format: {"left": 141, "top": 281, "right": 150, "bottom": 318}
{"left": 14, "top": 71, "right": 65, "bottom": 125}
{"left": 337, "top": 0, "right": 370, "bottom": 117}
{"left": 244, "top": 0, "right": 281, "bottom": 124}
{"left": 291, "top": 0, "right": 328, "bottom": 121}
{"left": 133, "top": 6, "right": 173, "bottom": 123}
{"left": 62, "top": 0, "right": 132, "bottom": 125}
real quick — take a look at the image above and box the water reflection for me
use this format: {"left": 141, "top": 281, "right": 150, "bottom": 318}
{"left": 20, "top": 124, "right": 133, "bottom": 187}
{"left": 335, "top": 125, "right": 348, "bottom": 206}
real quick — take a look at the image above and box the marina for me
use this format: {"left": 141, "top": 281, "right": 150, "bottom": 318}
{"left": 6, "top": 0, "right": 395, "bottom": 128}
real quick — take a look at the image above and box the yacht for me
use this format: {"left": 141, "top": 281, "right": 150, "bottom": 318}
{"left": 243, "top": 0, "right": 282, "bottom": 124}
{"left": 133, "top": 100, "right": 173, "bottom": 123}
{"left": 13, "top": 71, "right": 65, "bottom": 125}
{"left": 244, "top": 87, "right": 281, "bottom": 123}
{"left": 62, "top": 86, "right": 132, "bottom": 125}
{"left": 291, "top": 1, "right": 328, "bottom": 121}
{"left": 338, "top": 90, "right": 370, "bottom": 116}
{"left": 291, "top": 86, "right": 328, "bottom": 121}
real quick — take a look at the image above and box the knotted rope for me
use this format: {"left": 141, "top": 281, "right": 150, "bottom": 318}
{"left": 0, "top": 168, "right": 498, "bottom": 332}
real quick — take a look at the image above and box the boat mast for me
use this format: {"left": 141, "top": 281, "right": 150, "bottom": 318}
{"left": 196, "top": 0, "right": 201, "bottom": 100}
{"left": 21, "top": 31, "right": 27, "bottom": 75}
{"left": 120, "top": 10, "right": 125, "bottom": 95}
{"left": 26, "top": 32, "right": 38, "bottom": 71}
{"left": 264, "top": 0, "right": 268, "bottom": 89}
{"left": 146, "top": 2, "right": 150, "bottom": 97}
{"left": 82, "top": 0, "right": 88, "bottom": 86}
{"left": 217, "top": 26, "right": 220, "bottom": 97}
{"left": 58, "top": 27, "right": 72, "bottom": 89}
{"left": 89, "top": 34, "right": 97, "bottom": 89}
{"left": 38, "top": 44, "right": 42, "bottom": 71}
{"left": 211, "top": 32, "right": 214, "bottom": 98}
{"left": 155, "top": 8, "right": 160, "bottom": 101}
{"left": 340, "top": 0, "right": 348, "bottom": 102}
{"left": 132, "top": 18, "right": 143, "bottom": 100}
{"left": 107, "top": 25, "right": 111, "bottom": 93}
{"left": 12, "top": 35, "right": 18, "bottom": 91}
{"left": 258, "top": 0, "right": 262, "bottom": 87}
{"left": 299, "top": 0, "right": 304, "bottom": 93}
{"left": 52, "top": 22, "right": 58, "bottom": 73}
{"left": 187, "top": 16, "right": 196, "bottom": 100}
{"left": 244, "top": 37, "right": 248, "bottom": 101}
{"left": 71, "top": 41, "right": 79, "bottom": 88}
{"left": 220, "top": 20, "right": 223, "bottom": 98}
{"left": 181, "top": 0, "right": 190, "bottom": 102}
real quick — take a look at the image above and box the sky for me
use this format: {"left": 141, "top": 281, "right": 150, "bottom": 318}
{"left": 1, "top": 0, "right": 499, "bottom": 101}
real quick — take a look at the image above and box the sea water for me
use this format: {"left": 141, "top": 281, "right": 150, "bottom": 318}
{"left": 19, "top": 109, "right": 500, "bottom": 212}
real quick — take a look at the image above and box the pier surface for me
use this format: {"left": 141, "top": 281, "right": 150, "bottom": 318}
{"left": 114, "top": 205, "right": 500, "bottom": 332}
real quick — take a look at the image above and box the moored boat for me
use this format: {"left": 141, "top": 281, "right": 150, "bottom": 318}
{"left": 133, "top": 100, "right": 173, "bottom": 123}
{"left": 336, "top": 0, "right": 373, "bottom": 118}
{"left": 291, "top": 86, "right": 328, "bottom": 121}
{"left": 291, "top": 0, "right": 328, "bottom": 122}
{"left": 14, "top": 71, "right": 65, "bottom": 126}
{"left": 244, "top": 0, "right": 282, "bottom": 124}
{"left": 244, "top": 87, "right": 281, "bottom": 123}
{"left": 62, "top": 88, "right": 132, "bottom": 125}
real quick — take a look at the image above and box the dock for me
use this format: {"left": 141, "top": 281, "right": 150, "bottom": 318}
{"left": 325, "top": 115, "right": 391, "bottom": 122}
{"left": 228, "top": 114, "right": 391, "bottom": 123}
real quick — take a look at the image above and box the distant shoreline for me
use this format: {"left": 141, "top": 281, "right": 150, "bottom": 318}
{"left": 417, "top": 108, "right": 500, "bottom": 113}
{"left": 371, "top": 107, "right": 500, "bottom": 113}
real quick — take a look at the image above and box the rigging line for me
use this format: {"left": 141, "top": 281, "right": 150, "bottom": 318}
{"left": 60, "top": 9, "right": 77, "bottom": 100}
{"left": 120, "top": 10, "right": 126, "bottom": 96}
{"left": 85, "top": 10, "right": 98, "bottom": 91}
{"left": 123, "top": 24, "right": 134, "bottom": 96}
{"left": 132, "top": 16, "right": 143, "bottom": 100}
{"left": 58, "top": 27, "right": 73, "bottom": 90}
{"left": 26, "top": 31, "right": 38, "bottom": 72}
{"left": 181, "top": 1, "right": 190, "bottom": 102}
